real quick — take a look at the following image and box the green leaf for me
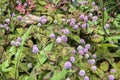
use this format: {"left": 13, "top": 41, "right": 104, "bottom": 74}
{"left": 72, "top": 35, "right": 80, "bottom": 43}
{"left": 0, "top": 29, "right": 5, "bottom": 37}
{"left": 93, "top": 69, "right": 105, "bottom": 78}
{"left": 113, "top": 14, "right": 120, "bottom": 28}
{"left": 0, "top": 60, "right": 9, "bottom": 72}
{"left": 54, "top": 0, "right": 60, "bottom": 4}
{"left": 50, "top": 69, "right": 68, "bottom": 80}
{"left": 13, "top": 25, "right": 33, "bottom": 78}
{"left": 16, "top": 28, "right": 24, "bottom": 35}
{"left": 38, "top": 1, "right": 47, "bottom": 5}
{"left": 105, "top": 35, "right": 120, "bottom": 42}
{"left": 19, "top": 75, "right": 29, "bottom": 80}
{"left": 100, "top": 61, "right": 109, "bottom": 71}
{"left": 100, "top": 43, "right": 118, "bottom": 47}
{"left": 69, "top": 5, "right": 76, "bottom": 13}
{"left": 90, "top": 75, "right": 100, "bottom": 80}
{"left": 104, "top": 11, "right": 109, "bottom": 23}
{"left": 39, "top": 43, "right": 53, "bottom": 65}
{"left": 114, "top": 49, "right": 120, "bottom": 57}
{"left": 105, "top": 58, "right": 118, "bottom": 69}
{"left": 29, "top": 71, "right": 37, "bottom": 80}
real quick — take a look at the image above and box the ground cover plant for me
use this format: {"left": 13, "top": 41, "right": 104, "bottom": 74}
{"left": 0, "top": 0, "right": 120, "bottom": 80}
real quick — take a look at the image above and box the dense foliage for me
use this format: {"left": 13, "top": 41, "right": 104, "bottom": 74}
{"left": 0, "top": 0, "right": 120, "bottom": 80}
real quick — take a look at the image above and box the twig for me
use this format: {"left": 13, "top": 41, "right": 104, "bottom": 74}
{"left": 116, "top": 0, "right": 120, "bottom": 6}
{"left": 102, "top": 0, "right": 109, "bottom": 36}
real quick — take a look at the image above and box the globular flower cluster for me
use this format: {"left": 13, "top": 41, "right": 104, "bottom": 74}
{"left": 56, "top": 36, "right": 62, "bottom": 44}
{"left": 91, "top": 66, "right": 97, "bottom": 71}
{"left": 61, "top": 35, "right": 68, "bottom": 43}
{"left": 0, "top": 13, "right": 18, "bottom": 30}
{"left": 49, "top": 27, "right": 69, "bottom": 44}
{"left": 39, "top": 16, "right": 47, "bottom": 24}
{"left": 17, "top": 15, "right": 23, "bottom": 21}
{"left": 0, "top": 24, "right": 9, "bottom": 30}
{"left": 72, "top": 49, "right": 76, "bottom": 54}
{"left": 79, "top": 70, "right": 86, "bottom": 77}
{"left": 79, "top": 70, "right": 90, "bottom": 80}
{"left": 84, "top": 76, "right": 90, "bottom": 80}
{"left": 61, "top": 29, "right": 69, "bottom": 35}
{"left": 109, "top": 75, "right": 114, "bottom": 80}
{"left": 79, "top": 1, "right": 88, "bottom": 5}
{"left": 104, "top": 23, "right": 110, "bottom": 29}
{"left": 77, "top": 43, "right": 90, "bottom": 56}
{"left": 80, "top": 39, "right": 85, "bottom": 44}
{"left": 5, "top": 18, "right": 10, "bottom": 24}
{"left": 108, "top": 69, "right": 116, "bottom": 80}
{"left": 0, "top": 18, "right": 11, "bottom": 30}
{"left": 64, "top": 61, "right": 72, "bottom": 69}
{"left": 55, "top": 35, "right": 68, "bottom": 44}
{"left": 62, "top": 37, "right": 96, "bottom": 79}
{"left": 37, "top": 23, "right": 42, "bottom": 27}
{"left": 42, "top": 1, "right": 115, "bottom": 80}
{"left": 50, "top": 33, "right": 55, "bottom": 39}
{"left": 110, "top": 69, "right": 116, "bottom": 74}
{"left": 32, "top": 45, "right": 39, "bottom": 54}
{"left": 70, "top": 56, "right": 75, "bottom": 63}
{"left": 11, "top": 37, "right": 22, "bottom": 47}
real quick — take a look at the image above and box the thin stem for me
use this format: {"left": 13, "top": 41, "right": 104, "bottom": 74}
{"left": 37, "top": 53, "right": 41, "bottom": 65}
{"left": 116, "top": 0, "right": 120, "bottom": 6}
{"left": 102, "top": 0, "right": 109, "bottom": 36}
{"left": 0, "top": 71, "right": 6, "bottom": 80}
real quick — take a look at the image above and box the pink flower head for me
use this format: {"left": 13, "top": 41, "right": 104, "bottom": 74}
{"left": 44, "top": 4, "right": 56, "bottom": 10}
{"left": 16, "top": 3, "right": 25, "bottom": 14}
{"left": 27, "top": 0, "right": 36, "bottom": 8}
